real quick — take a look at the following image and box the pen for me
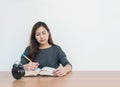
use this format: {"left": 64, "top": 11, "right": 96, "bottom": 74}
{"left": 22, "top": 54, "right": 32, "bottom": 62}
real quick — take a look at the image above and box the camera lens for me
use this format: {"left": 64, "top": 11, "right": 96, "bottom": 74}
{"left": 11, "top": 61, "right": 25, "bottom": 80}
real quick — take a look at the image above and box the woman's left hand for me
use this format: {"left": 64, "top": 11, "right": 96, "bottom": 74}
{"left": 53, "top": 66, "right": 67, "bottom": 76}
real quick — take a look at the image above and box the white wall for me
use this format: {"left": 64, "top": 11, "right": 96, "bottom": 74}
{"left": 0, "top": 0, "right": 120, "bottom": 71}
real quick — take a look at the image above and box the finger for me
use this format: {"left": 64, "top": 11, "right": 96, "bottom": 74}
{"left": 30, "top": 66, "right": 37, "bottom": 70}
{"left": 57, "top": 72, "right": 64, "bottom": 76}
{"left": 34, "top": 62, "right": 39, "bottom": 66}
{"left": 31, "top": 64, "right": 38, "bottom": 69}
{"left": 54, "top": 70, "right": 64, "bottom": 76}
{"left": 32, "top": 62, "right": 39, "bottom": 66}
{"left": 53, "top": 69, "right": 59, "bottom": 73}
{"left": 54, "top": 70, "right": 61, "bottom": 75}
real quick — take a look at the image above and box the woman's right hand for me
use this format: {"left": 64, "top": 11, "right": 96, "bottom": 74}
{"left": 23, "top": 62, "right": 39, "bottom": 71}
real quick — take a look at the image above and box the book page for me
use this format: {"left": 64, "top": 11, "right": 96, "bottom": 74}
{"left": 24, "top": 68, "right": 41, "bottom": 76}
{"left": 39, "top": 67, "right": 55, "bottom": 76}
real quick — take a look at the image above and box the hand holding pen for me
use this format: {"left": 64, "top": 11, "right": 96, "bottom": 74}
{"left": 22, "top": 54, "right": 39, "bottom": 71}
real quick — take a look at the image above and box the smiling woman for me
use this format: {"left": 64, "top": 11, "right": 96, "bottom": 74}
{"left": 20, "top": 21, "right": 72, "bottom": 77}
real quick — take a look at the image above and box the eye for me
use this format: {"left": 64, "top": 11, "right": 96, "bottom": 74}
{"left": 42, "top": 31, "right": 46, "bottom": 35}
{"left": 35, "top": 33, "right": 40, "bottom": 36}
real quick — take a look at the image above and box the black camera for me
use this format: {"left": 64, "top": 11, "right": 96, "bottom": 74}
{"left": 11, "top": 61, "right": 25, "bottom": 80}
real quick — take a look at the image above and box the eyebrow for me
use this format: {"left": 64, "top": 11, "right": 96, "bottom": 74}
{"left": 35, "top": 30, "right": 47, "bottom": 34}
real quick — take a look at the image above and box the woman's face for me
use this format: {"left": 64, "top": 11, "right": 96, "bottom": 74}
{"left": 35, "top": 26, "right": 49, "bottom": 45}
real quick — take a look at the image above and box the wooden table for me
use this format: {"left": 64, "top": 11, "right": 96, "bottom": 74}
{"left": 0, "top": 71, "right": 120, "bottom": 87}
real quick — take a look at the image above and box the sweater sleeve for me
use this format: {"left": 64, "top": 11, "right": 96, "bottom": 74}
{"left": 57, "top": 46, "right": 72, "bottom": 67}
{"left": 20, "top": 46, "right": 30, "bottom": 65}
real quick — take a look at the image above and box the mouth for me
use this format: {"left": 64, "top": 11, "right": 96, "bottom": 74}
{"left": 40, "top": 39, "right": 45, "bottom": 42}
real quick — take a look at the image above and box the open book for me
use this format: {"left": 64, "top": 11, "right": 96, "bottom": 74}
{"left": 24, "top": 67, "right": 56, "bottom": 76}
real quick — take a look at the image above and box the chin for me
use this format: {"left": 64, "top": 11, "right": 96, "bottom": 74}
{"left": 40, "top": 42, "right": 47, "bottom": 45}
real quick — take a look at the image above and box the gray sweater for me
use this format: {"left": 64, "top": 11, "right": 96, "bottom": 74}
{"left": 20, "top": 45, "right": 71, "bottom": 69}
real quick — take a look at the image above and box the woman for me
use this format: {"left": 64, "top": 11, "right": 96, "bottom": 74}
{"left": 20, "top": 21, "right": 72, "bottom": 76}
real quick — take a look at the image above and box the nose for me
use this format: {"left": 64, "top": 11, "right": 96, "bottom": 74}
{"left": 40, "top": 34, "right": 44, "bottom": 39}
